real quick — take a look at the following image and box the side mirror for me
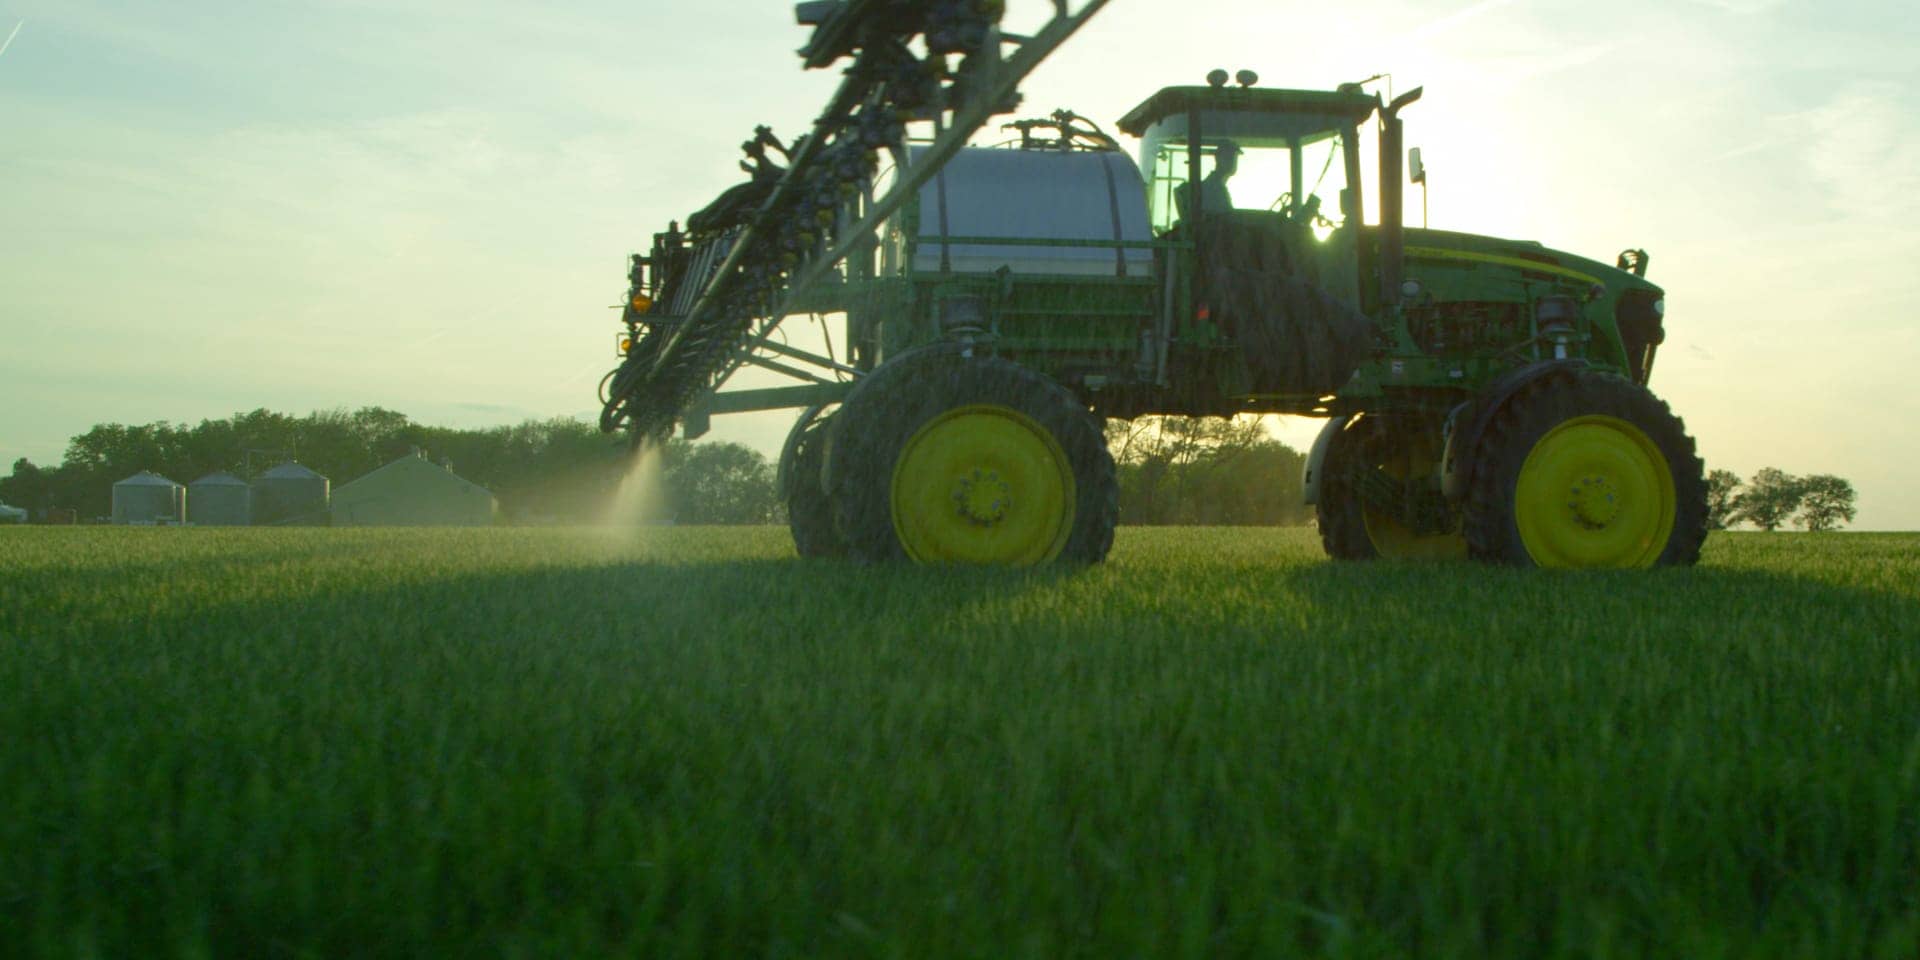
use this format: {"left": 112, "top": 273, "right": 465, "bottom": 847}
{"left": 1409, "top": 147, "right": 1426, "bottom": 185}
{"left": 795, "top": 1, "right": 844, "bottom": 25}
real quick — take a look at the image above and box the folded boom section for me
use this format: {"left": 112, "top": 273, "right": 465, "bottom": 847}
{"left": 600, "top": 0, "right": 1111, "bottom": 443}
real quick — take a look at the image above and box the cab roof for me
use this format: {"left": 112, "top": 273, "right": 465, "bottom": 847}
{"left": 1116, "top": 86, "right": 1380, "bottom": 138}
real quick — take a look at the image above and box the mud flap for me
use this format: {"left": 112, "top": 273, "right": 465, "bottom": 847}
{"left": 1301, "top": 415, "right": 1352, "bottom": 506}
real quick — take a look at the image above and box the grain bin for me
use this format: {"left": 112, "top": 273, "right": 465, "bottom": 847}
{"left": 188, "top": 471, "right": 252, "bottom": 526}
{"left": 112, "top": 471, "right": 185, "bottom": 524}
{"left": 251, "top": 462, "right": 329, "bottom": 525}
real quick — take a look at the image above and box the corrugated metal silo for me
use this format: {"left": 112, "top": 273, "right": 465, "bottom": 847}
{"left": 251, "top": 462, "right": 330, "bottom": 525}
{"left": 189, "top": 471, "right": 252, "bottom": 526}
{"left": 112, "top": 471, "right": 185, "bottom": 524}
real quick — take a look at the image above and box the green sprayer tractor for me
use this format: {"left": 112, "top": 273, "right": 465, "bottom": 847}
{"left": 599, "top": 0, "right": 1706, "bottom": 568}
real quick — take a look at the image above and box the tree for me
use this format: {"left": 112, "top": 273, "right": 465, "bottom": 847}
{"left": 1104, "top": 416, "right": 1308, "bottom": 525}
{"left": 1705, "top": 469, "right": 1742, "bottom": 530}
{"left": 0, "top": 458, "right": 50, "bottom": 513}
{"left": 1795, "top": 475, "right": 1857, "bottom": 532}
{"left": 661, "top": 440, "right": 779, "bottom": 524}
{"left": 1732, "top": 467, "right": 1805, "bottom": 532}
{"left": 1184, "top": 438, "right": 1307, "bottom": 525}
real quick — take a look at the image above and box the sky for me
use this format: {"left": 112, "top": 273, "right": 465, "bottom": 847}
{"left": 1, "top": 0, "right": 1916, "bottom": 528}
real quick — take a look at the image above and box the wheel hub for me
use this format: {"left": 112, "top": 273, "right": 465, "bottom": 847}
{"left": 890, "top": 404, "right": 1076, "bottom": 565}
{"left": 1567, "top": 474, "right": 1621, "bottom": 530}
{"left": 1514, "top": 415, "right": 1677, "bottom": 568}
{"left": 952, "top": 469, "right": 1012, "bottom": 526}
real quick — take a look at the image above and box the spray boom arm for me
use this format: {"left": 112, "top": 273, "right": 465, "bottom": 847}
{"left": 600, "top": 0, "right": 1111, "bottom": 443}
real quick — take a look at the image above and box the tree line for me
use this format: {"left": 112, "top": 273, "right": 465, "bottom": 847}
{"left": 1, "top": 408, "right": 1316, "bottom": 526}
{"left": 0, "top": 408, "right": 779, "bottom": 525}
{"left": 1705, "top": 468, "right": 1857, "bottom": 532}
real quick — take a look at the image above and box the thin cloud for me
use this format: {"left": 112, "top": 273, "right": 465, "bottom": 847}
{"left": 558, "top": 359, "right": 613, "bottom": 389}
{"left": 410, "top": 327, "right": 459, "bottom": 349}
{"left": 0, "top": 19, "right": 24, "bottom": 60}
{"left": 1493, "top": 41, "right": 1615, "bottom": 84}
{"left": 1709, "top": 136, "right": 1784, "bottom": 165}
{"left": 1796, "top": 82, "right": 1919, "bottom": 224}
{"left": 1681, "top": 0, "right": 1788, "bottom": 12}
{"left": 1405, "top": 0, "right": 1527, "bottom": 42}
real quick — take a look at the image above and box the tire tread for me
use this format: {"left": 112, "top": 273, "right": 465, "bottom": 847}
{"left": 826, "top": 346, "right": 1117, "bottom": 565}
{"left": 1464, "top": 368, "right": 1707, "bottom": 567}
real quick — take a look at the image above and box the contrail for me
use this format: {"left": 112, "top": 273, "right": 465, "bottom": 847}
{"left": 0, "top": 19, "right": 23, "bottom": 60}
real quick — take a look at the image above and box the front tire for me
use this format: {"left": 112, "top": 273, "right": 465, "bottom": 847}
{"left": 826, "top": 348, "right": 1117, "bottom": 565}
{"left": 1465, "top": 369, "right": 1706, "bottom": 567}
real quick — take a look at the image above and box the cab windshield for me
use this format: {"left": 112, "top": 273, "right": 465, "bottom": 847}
{"left": 1143, "top": 129, "right": 1351, "bottom": 238}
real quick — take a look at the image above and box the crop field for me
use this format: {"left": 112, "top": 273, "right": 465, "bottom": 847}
{"left": 2, "top": 526, "right": 1917, "bottom": 958}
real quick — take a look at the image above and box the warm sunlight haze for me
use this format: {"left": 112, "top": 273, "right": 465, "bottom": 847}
{"left": 5, "top": 6, "right": 1919, "bottom": 953}
{"left": 2, "top": 0, "right": 1914, "bottom": 527}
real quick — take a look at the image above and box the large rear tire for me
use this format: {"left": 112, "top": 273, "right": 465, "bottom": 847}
{"left": 826, "top": 348, "right": 1117, "bottom": 565}
{"left": 1465, "top": 369, "right": 1706, "bottom": 567}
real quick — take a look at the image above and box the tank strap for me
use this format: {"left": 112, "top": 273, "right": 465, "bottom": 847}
{"left": 935, "top": 167, "right": 952, "bottom": 273}
{"left": 1098, "top": 153, "right": 1125, "bottom": 276}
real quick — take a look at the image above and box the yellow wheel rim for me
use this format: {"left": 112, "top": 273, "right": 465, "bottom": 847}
{"left": 1363, "top": 510, "right": 1468, "bottom": 560}
{"left": 1357, "top": 428, "right": 1467, "bottom": 561}
{"left": 890, "top": 404, "right": 1075, "bottom": 565}
{"left": 1514, "top": 415, "right": 1676, "bottom": 568}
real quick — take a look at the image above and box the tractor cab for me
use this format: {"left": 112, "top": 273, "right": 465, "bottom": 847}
{"left": 1118, "top": 79, "right": 1392, "bottom": 317}
{"left": 1118, "top": 80, "right": 1377, "bottom": 236}
{"left": 1115, "top": 78, "right": 1401, "bottom": 394}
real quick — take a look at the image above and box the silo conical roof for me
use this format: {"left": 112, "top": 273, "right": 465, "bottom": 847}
{"left": 259, "top": 462, "right": 326, "bottom": 480}
{"left": 116, "top": 470, "right": 180, "bottom": 487}
{"left": 191, "top": 471, "right": 249, "bottom": 487}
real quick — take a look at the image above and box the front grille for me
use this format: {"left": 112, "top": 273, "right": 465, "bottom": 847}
{"left": 1615, "top": 289, "right": 1664, "bottom": 384}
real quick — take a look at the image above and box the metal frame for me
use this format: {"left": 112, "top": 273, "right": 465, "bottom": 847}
{"left": 604, "top": 0, "right": 1112, "bottom": 441}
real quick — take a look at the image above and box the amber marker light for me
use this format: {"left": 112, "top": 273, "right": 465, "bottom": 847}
{"left": 630, "top": 294, "right": 654, "bottom": 313}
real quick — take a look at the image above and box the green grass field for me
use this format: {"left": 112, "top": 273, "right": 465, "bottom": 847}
{"left": 2, "top": 527, "right": 1916, "bottom": 958}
